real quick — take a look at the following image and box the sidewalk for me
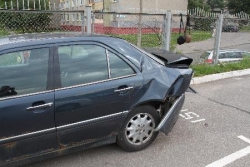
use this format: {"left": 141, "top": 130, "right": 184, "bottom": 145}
{"left": 191, "top": 69, "right": 250, "bottom": 85}
{"left": 176, "top": 32, "right": 250, "bottom": 54}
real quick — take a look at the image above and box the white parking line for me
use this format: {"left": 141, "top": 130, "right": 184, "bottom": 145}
{"left": 181, "top": 109, "right": 188, "bottom": 112}
{"left": 238, "top": 135, "right": 250, "bottom": 144}
{"left": 191, "top": 119, "right": 205, "bottom": 123}
{"left": 205, "top": 136, "right": 250, "bottom": 167}
{"left": 179, "top": 114, "right": 185, "bottom": 118}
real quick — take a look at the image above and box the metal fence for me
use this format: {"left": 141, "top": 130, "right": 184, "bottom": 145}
{"left": 0, "top": 8, "right": 250, "bottom": 65}
{"left": 0, "top": 10, "right": 84, "bottom": 36}
{"left": 0, "top": 9, "right": 168, "bottom": 49}
{"left": 173, "top": 11, "right": 250, "bottom": 64}
{"left": 92, "top": 12, "right": 166, "bottom": 49}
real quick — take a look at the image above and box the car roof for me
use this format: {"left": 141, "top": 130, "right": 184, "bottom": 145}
{"left": 206, "top": 49, "right": 245, "bottom": 54}
{"left": 0, "top": 33, "right": 118, "bottom": 48}
{"left": 0, "top": 33, "right": 144, "bottom": 70}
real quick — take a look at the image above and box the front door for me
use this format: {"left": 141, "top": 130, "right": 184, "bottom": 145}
{"left": 54, "top": 43, "right": 143, "bottom": 147}
{"left": 0, "top": 47, "right": 59, "bottom": 164}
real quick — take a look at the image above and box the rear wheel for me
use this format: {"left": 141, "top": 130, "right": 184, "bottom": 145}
{"left": 117, "top": 105, "right": 160, "bottom": 152}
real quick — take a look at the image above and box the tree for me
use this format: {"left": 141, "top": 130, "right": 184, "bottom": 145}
{"left": 227, "top": 0, "right": 250, "bottom": 14}
{"left": 207, "top": 0, "right": 225, "bottom": 11}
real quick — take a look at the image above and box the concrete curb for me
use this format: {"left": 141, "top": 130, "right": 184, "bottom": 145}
{"left": 191, "top": 69, "right": 250, "bottom": 85}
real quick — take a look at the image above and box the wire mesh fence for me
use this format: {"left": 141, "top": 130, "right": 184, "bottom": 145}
{"left": 0, "top": 8, "right": 250, "bottom": 65}
{"left": 173, "top": 12, "right": 250, "bottom": 64}
{"left": 92, "top": 12, "right": 166, "bottom": 49}
{"left": 218, "top": 16, "right": 250, "bottom": 64}
{"left": 0, "top": 10, "right": 84, "bottom": 36}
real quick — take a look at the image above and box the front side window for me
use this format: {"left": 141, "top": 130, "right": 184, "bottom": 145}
{"left": 0, "top": 48, "right": 49, "bottom": 99}
{"left": 58, "top": 44, "right": 108, "bottom": 88}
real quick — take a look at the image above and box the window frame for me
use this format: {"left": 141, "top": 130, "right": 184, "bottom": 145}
{"left": 106, "top": 49, "right": 136, "bottom": 79}
{"left": 54, "top": 42, "right": 138, "bottom": 90}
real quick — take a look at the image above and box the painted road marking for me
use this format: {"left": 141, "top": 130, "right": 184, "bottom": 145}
{"left": 179, "top": 114, "right": 185, "bottom": 118}
{"left": 179, "top": 109, "right": 206, "bottom": 124}
{"left": 181, "top": 109, "right": 188, "bottom": 112}
{"left": 191, "top": 119, "right": 205, "bottom": 123}
{"left": 205, "top": 135, "right": 250, "bottom": 167}
{"left": 238, "top": 135, "right": 250, "bottom": 144}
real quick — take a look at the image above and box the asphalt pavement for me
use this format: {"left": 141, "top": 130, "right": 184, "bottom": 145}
{"left": 26, "top": 75, "right": 250, "bottom": 167}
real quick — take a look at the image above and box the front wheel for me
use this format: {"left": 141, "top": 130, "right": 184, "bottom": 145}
{"left": 117, "top": 105, "right": 160, "bottom": 152}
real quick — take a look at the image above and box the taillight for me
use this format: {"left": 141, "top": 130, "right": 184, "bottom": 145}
{"left": 205, "top": 59, "right": 213, "bottom": 63}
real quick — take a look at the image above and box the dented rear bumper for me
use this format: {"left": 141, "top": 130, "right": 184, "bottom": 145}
{"left": 155, "top": 94, "right": 185, "bottom": 135}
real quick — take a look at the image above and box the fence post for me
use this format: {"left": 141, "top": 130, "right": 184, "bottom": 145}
{"left": 81, "top": 12, "right": 85, "bottom": 34}
{"left": 137, "top": 0, "right": 142, "bottom": 47}
{"left": 164, "top": 11, "right": 172, "bottom": 51}
{"left": 213, "top": 14, "right": 223, "bottom": 64}
{"left": 162, "top": 15, "right": 167, "bottom": 50}
{"left": 91, "top": 13, "right": 95, "bottom": 34}
{"left": 86, "top": 6, "right": 92, "bottom": 34}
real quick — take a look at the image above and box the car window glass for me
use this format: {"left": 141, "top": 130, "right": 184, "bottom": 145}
{"left": 0, "top": 48, "right": 49, "bottom": 99}
{"left": 201, "top": 52, "right": 210, "bottom": 59}
{"left": 225, "top": 52, "right": 234, "bottom": 58}
{"left": 234, "top": 52, "right": 242, "bottom": 58}
{"left": 58, "top": 45, "right": 104, "bottom": 59}
{"left": 226, "top": 52, "right": 241, "bottom": 58}
{"left": 58, "top": 44, "right": 109, "bottom": 88}
{"left": 219, "top": 53, "right": 226, "bottom": 59}
{"left": 108, "top": 51, "right": 135, "bottom": 78}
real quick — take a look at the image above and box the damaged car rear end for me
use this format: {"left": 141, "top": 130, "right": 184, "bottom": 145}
{"left": 0, "top": 35, "right": 193, "bottom": 166}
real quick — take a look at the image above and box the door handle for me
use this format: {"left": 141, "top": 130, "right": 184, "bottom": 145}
{"left": 26, "top": 102, "right": 53, "bottom": 111}
{"left": 114, "top": 86, "right": 134, "bottom": 92}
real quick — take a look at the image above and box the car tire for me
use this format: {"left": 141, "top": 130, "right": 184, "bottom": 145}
{"left": 117, "top": 105, "right": 160, "bottom": 152}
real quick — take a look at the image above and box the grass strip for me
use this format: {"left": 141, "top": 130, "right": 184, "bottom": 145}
{"left": 191, "top": 57, "right": 250, "bottom": 77}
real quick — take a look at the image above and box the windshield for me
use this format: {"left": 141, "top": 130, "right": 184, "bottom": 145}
{"left": 200, "top": 52, "right": 210, "bottom": 59}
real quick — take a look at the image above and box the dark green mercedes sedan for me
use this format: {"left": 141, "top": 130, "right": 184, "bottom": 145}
{"left": 0, "top": 33, "right": 193, "bottom": 166}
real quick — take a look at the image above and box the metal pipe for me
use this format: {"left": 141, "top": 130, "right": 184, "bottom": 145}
{"left": 86, "top": 6, "right": 92, "bottom": 34}
{"left": 213, "top": 14, "right": 224, "bottom": 64}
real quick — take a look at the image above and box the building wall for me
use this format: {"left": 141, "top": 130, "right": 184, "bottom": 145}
{"left": 110, "top": 0, "right": 188, "bottom": 13}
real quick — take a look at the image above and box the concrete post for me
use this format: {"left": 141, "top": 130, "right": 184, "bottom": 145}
{"left": 86, "top": 6, "right": 92, "bottom": 34}
{"left": 137, "top": 0, "right": 142, "bottom": 47}
{"left": 81, "top": 12, "right": 85, "bottom": 34}
{"left": 165, "top": 11, "right": 172, "bottom": 51}
{"left": 92, "top": 13, "right": 95, "bottom": 34}
{"left": 213, "top": 14, "right": 223, "bottom": 64}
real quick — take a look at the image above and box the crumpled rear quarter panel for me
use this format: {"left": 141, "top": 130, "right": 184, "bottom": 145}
{"left": 128, "top": 67, "right": 193, "bottom": 108}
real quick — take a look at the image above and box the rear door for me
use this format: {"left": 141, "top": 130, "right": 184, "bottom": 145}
{"left": 0, "top": 46, "right": 59, "bottom": 164}
{"left": 54, "top": 42, "right": 143, "bottom": 147}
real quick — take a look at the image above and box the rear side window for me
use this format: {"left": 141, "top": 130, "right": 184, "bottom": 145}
{"left": 225, "top": 52, "right": 242, "bottom": 58}
{"left": 108, "top": 51, "right": 135, "bottom": 78}
{"left": 219, "top": 53, "right": 227, "bottom": 59}
{"left": 0, "top": 48, "right": 49, "bottom": 99}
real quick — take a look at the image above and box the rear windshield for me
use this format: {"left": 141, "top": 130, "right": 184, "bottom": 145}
{"left": 200, "top": 52, "right": 210, "bottom": 59}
